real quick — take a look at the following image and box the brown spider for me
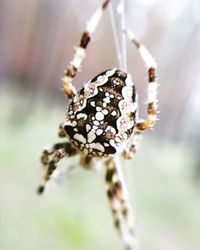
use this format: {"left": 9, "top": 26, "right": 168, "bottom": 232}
{"left": 37, "top": 1, "right": 158, "bottom": 249}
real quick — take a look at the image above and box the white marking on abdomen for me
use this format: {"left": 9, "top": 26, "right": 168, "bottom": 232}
{"left": 90, "top": 142, "right": 105, "bottom": 152}
{"left": 95, "top": 112, "right": 104, "bottom": 121}
{"left": 64, "top": 120, "right": 77, "bottom": 127}
{"left": 74, "top": 133, "right": 86, "bottom": 144}
{"left": 77, "top": 113, "right": 88, "bottom": 120}
{"left": 87, "top": 130, "right": 96, "bottom": 143}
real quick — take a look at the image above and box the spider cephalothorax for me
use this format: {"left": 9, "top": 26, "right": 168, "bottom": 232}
{"left": 37, "top": 1, "right": 158, "bottom": 250}
{"left": 63, "top": 69, "right": 136, "bottom": 157}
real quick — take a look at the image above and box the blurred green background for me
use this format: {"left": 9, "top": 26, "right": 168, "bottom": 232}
{"left": 1, "top": 0, "right": 200, "bottom": 250}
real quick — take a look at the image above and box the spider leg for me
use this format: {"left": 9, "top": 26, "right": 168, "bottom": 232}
{"left": 62, "top": 0, "right": 110, "bottom": 98}
{"left": 125, "top": 30, "right": 158, "bottom": 132}
{"left": 38, "top": 142, "right": 77, "bottom": 194}
{"left": 104, "top": 157, "right": 138, "bottom": 250}
{"left": 122, "top": 131, "right": 142, "bottom": 160}
{"left": 40, "top": 142, "right": 70, "bottom": 166}
{"left": 80, "top": 155, "right": 100, "bottom": 170}
{"left": 58, "top": 123, "right": 66, "bottom": 138}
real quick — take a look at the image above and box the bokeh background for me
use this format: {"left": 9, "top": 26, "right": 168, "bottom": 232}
{"left": 1, "top": 0, "right": 200, "bottom": 250}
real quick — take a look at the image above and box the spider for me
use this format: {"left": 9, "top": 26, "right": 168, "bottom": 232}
{"left": 37, "top": 0, "right": 158, "bottom": 249}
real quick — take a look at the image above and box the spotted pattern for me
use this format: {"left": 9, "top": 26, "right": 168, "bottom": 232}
{"left": 63, "top": 69, "right": 137, "bottom": 157}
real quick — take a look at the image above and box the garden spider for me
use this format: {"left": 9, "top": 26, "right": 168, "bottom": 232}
{"left": 37, "top": 0, "right": 158, "bottom": 249}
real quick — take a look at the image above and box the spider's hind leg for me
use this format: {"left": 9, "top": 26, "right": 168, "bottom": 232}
{"left": 104, "top": 157, "right": 137, "bottom": 250}
{"left": 38, "top": 142, "right": 77, "bottom": 194}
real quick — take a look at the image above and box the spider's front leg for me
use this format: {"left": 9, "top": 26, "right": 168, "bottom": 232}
{"left": 104, "top": 157, "right": 138, "bottom": 250}
{"left": 126, "top": 30, "right": 158, "bottom": 132}
{"left": 122, "top": 30, "right": 158, "bottom": 161}
{"left": 38, "top": 142, "right": 77, "bottom": 194}
{"left": 62, "top": 0, "right": 110, "bottom": 98}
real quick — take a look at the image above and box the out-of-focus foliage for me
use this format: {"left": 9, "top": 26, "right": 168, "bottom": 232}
{"left": 0, "top": 0, "right": 200, "bottom": 250}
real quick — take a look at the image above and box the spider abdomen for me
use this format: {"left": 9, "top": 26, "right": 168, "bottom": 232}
{"left": 63, "top": 68, "right": 137, "bottom": 157}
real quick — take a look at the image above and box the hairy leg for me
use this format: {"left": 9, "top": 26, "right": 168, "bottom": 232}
{"left": 38, "top": 142, "right": 77, "bottom": 194}
{"left": 125, "top": 29, "right": 158, "bottom": 132}
{"left": 122, "top": 131, "right": 142, "bottom": 160}
{"left": 104, "top": 157, "right": 137, "bottom": 250}
{"left": 58, "top": 123, "right": 66, "bottom": 138}
{"left": 62, "top": 0, "right": 110, "bottom": 98}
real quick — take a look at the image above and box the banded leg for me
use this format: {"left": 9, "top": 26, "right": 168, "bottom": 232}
{"left": 62, "top": 0, "right": 110, "bottom": 98}
{"left": 122, "top": 131, "right": 142, "bottom": 160}
{"left": 105, "top": 157, "right": 137, "bottom": 250}
{"left": 40, "top": 142, "right": 73, "bottom": 166}
{"left": 38, "top": 142, "right": 77, "bottom": 194}
{"left": 58, "top": 123, "right": 66, "bottom": 138}
{"left": 125, "top": 30, "right": 158, "bottom": 132}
